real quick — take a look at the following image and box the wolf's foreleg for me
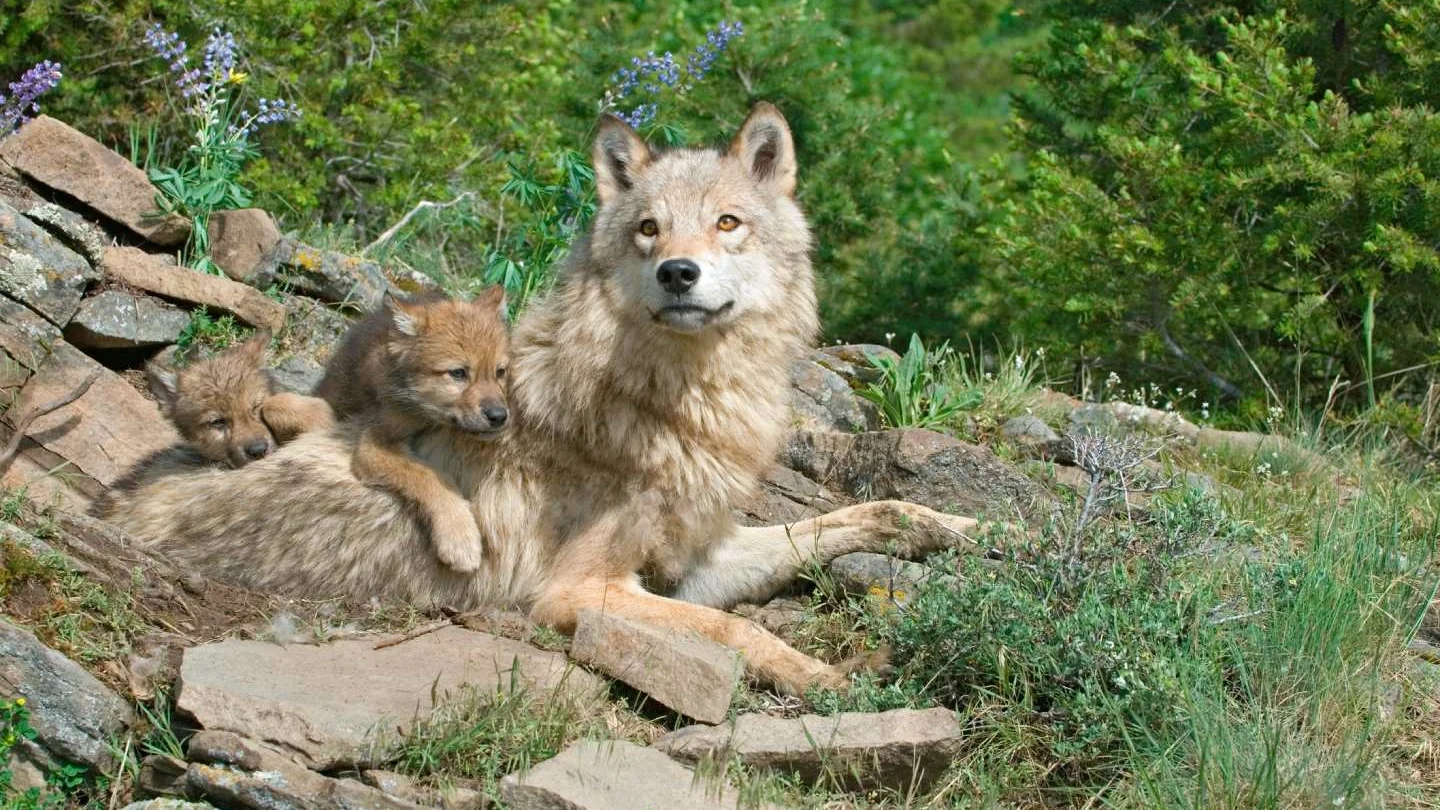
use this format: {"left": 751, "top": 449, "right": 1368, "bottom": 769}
{"left": 670, "top": 500, "right": 981, "bottom": 609}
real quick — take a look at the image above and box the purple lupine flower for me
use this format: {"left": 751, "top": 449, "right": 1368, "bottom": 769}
{"left": 687, "top": 21, "right": 743, "bottom": 80}
{"left": 145, "top": 23, "right": 209, "bottom": 99}
{"left": 253, "top": 98, "right": 301, "bottom": 125}
{"left": 202, "top": 28, "right": 238, "bottom": 78}
{"left": 143, "top": 24, "right": 186, "bottom": 64}
{"left": 0, "top": 61, "right": 63, "bottom": 137}
{"left": 604, "top": 21, "right": 743, "bottom": 128}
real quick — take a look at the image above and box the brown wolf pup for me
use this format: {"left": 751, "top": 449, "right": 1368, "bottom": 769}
{"left": 146, "top": 336, "right": 335, "bottom": 469}
{"left": 312, "top": 288, "right": 510, "bottom": 573}
{"left": 101, "top": 105, "right": 982, "bottom": 696}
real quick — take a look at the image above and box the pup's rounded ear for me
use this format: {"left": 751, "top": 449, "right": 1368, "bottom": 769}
{"left": 593, "top": 114, "right": 653, "bottom": 207}
{"left": 475, "top": 285, "right": 510, "bottom": 324}
{"left": 728, "top": 102, "right": 797, "bottom": 197}
{"left": 383, "top": 292, "right": 423, "bottom": 337}
{"left": 238, "top": 331, "right": 271, "bottom": 364}
{"left": 145, "top": 354, "right": 180, "bottom": 414}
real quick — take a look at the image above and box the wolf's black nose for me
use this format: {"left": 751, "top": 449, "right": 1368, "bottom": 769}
{"left": 657, "top": 259, "right": 700, "bottom": 295}
{"left": 482, "top": 405, "right": 509, "bottom": 427}
{"left": 243, "top": 439, "right": 271, "bottom": 459}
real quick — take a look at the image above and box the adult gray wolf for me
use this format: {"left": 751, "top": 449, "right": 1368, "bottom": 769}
{"left": 99, "top": 104, "right": 980, "bottom": 695}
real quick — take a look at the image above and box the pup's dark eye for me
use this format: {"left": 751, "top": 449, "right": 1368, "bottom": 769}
{"left": 638, "top": 219, "right": 659, "bottom": 237}
{"left": 496, "top": 366, "right": 507, "bottom": 379}
{"left": 717, "top": 214, "right": 741, "bottom": 232}
{"left": 448, "top": 368, "right": 469, "bottom": 381}
{"left": 208, "top": 417, "right": 228, "bottom": 430}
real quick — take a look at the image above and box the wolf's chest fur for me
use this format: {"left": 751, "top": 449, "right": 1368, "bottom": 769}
{"left": 500, "top": 270, "right": 798, "bottom": 575}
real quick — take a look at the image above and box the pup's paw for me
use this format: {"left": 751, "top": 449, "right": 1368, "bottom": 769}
{"left": 428, "top": 499, "right": 485, "bottom": 573}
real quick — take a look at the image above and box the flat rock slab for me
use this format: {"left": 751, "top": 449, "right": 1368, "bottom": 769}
{"left": 185, "top": 731, "right": 426, "bottom": 810}
{"left": 500, "top": 740, "right": 771, "bottom": 810}
{"left": 101, "top": 246, "right": 286, "bottom": 332}
{"left": 177, "top": 626, "right": 604, "bottom": 769}
{"left": 0, "top": 619, "right": 135, "bottom": 772}
{"left": 65, "top": 289, "right": 190, "bottom": 349}
{"left": 656, "top": 707, "right": 963, "bottom": 791}
{"left": 0, "top": 116, "right": 190, "bottom": 246}
{"left": 570, "top": 609, "right": 741, "bottom": 724}
{"left": 0, "top": 200, "right": 97, "bottom": 326}
{"left": 4, "top": 340, "right": 179, "bottom": 488}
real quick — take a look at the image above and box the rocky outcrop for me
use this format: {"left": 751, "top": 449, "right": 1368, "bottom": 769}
{"left": 207, "top": 208, "right": 281, "bottom": 283}
{"left": 787, "top": 427, "right": 1051, "bottom": 519}
{"left": 0, "top": 116, "right": 190, "bottom": 246}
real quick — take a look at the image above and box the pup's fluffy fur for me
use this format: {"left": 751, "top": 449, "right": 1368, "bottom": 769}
{"left": 313, "top": 288, "right": 511, "bottom": 571}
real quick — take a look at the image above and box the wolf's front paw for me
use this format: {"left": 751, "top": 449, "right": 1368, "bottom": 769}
{"left": 427, "top": 497, "right": 484, "bottom": 573}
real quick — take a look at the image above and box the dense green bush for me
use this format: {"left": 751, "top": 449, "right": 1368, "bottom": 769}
{"left": 991, "top": 1, "right": 1440, "bottom": 413}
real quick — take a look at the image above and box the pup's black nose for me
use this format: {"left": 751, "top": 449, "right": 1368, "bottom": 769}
{"left": 656, "top": 259, "right": 701, "bottom": 295}
{"left": 482, "top": 405, "right": 509, "bottom": 427}
{"left": 243, "top": 439, "right": 271, "bottom": 460}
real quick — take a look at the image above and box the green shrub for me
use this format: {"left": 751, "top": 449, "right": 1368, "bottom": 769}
{"left": 990, "top": 1, "right": 1440, "bottom": 413}
{"left": 884, "top": 491, "right": 1234, "bottom": 779}
{"left": 858, "top": 334, "right": 983, "bottom": 430}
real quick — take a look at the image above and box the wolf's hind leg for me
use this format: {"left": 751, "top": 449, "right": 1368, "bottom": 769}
{"left": 261, "top": 393, "right": 336, "bottom": 443}
{"left": 352, "top": 425, "right": 483, "bottom": 573}
{"left": 670, "top": 500, "right": 982, "bottom": 609}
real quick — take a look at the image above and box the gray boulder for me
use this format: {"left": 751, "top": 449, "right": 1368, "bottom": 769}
{"left": 0, "top": 619, "right": 135, "bottom": 771}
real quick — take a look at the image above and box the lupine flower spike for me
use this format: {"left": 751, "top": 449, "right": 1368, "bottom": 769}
{"left": 0, "top": 61, "right": 64, "bottom": 138}
{"left": 601, "top": 21, "right": 744, "bottom": 128}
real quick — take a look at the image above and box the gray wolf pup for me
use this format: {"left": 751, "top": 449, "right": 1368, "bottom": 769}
{"left": 100, "top": 104, "right": 980, "bottom": 694}
{"left": 313, "top": 288, "right": 511, "bottom": 573}
{"left": 146, "top": 336, "right": 334, "bottom": 468}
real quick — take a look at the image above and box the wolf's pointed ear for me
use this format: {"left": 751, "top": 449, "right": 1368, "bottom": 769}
{"left": 729, "top": 102, "right": 797, "bottom": 197}
{"left": 145, "top": 357, "right": 180, "bottom": 416}
{"left": 593, "top": 114, "right": 652, "bottom": 207}
{"left": 476, "top": 285, "right": 510, "bottom": 325}
{"left": 384, "top": 292, "right": 423, "bottom": 337}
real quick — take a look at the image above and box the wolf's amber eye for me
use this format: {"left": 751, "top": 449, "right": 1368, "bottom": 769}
{"left": 638, "top": 219, "right": 659, "bottom": 237}
{"left": 717, "top": 214, "right": 741, "bottom": 232}
{"left": 208, "top": 417, "right": 228, "bottom": 430}
{"left": 496, "top": 366, "right": 507, "bottom": 379}
{"left": 448, "top": 368, "right": 469, "bottom": 382}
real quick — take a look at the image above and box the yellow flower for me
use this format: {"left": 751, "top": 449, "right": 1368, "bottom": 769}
{"left": 13, "top": 697, "right": 25, "bottom": 707}
{"left": 227, "top": 71, "right": 249, "bottom": 86}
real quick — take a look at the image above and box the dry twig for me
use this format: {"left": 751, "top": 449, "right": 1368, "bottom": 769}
{"left": 0, "top": 369, "right": 101, "bottom": 473}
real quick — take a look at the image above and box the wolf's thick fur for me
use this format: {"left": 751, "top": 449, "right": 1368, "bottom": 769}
{"left": 100, "top": 105, "right": 979, "bottom": 694}
{"left": 313, "top": 288, "right": 511, "bottom": 572}
{"left": 147, "top": 337, "right": 334, "bottom": 468}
